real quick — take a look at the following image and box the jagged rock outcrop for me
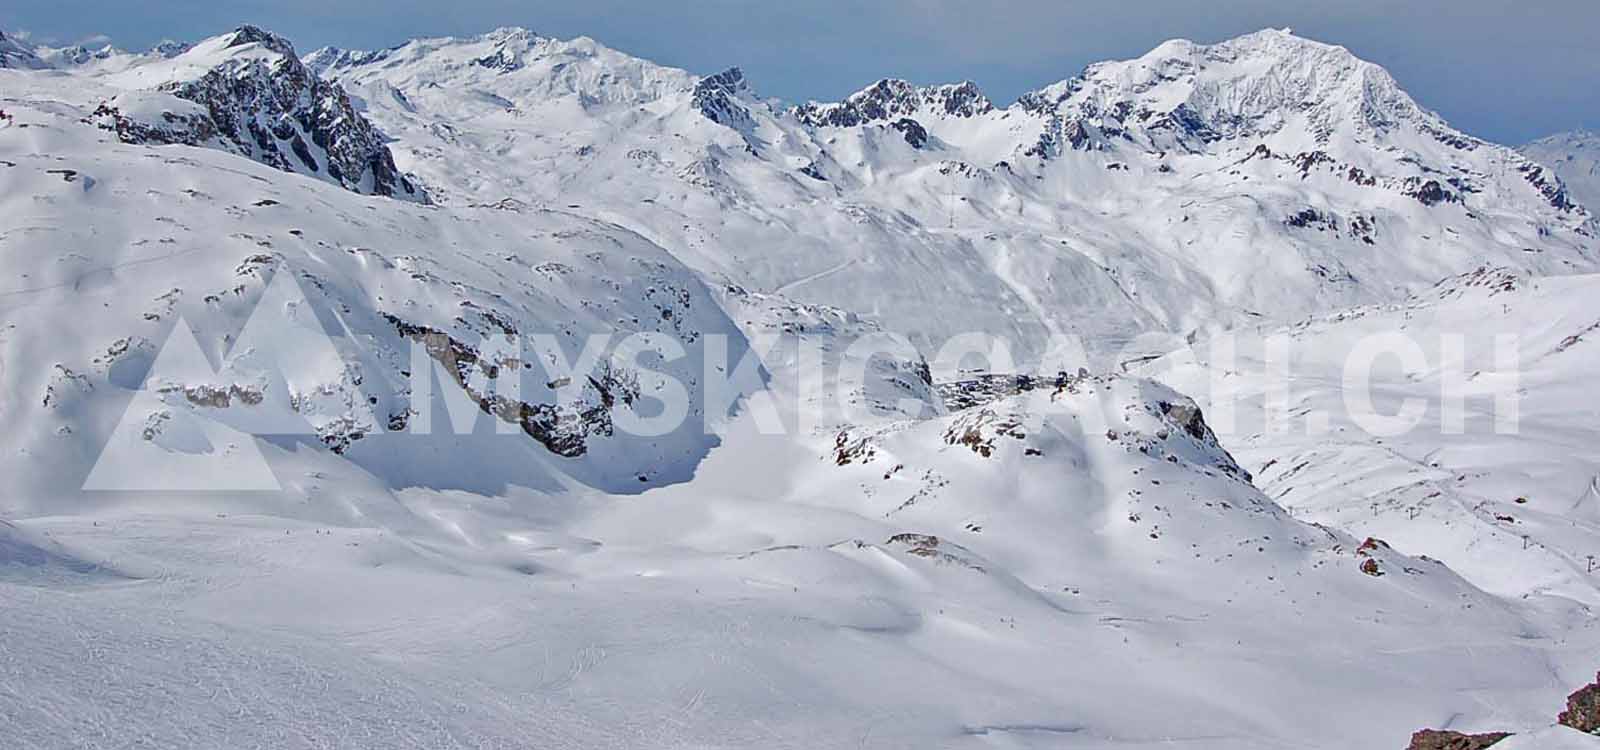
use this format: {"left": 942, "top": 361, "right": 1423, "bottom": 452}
{"left": 692, "top": 67, "right": 755, "bottom": 131}
{"left": 93, "top": 26, "right": 425, "bottom": 201}
{"left": 890, "top": 117, "right": 928, "bottom": 149}
{"left": 1406, "top": 729, "right": 1511, "bottom": 750}
{"left": 1558, "top": 671, "right": 1600, "bottom": 734}
{"left": 384, "top": 314, "right": 639, "bottom": 459}
{"left": 793, "top": 78, "right": 992, "bottom": 128}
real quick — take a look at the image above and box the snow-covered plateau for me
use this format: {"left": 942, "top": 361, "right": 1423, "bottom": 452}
{"left": 4, "top": 23, "right": 1600, "bottom": 749}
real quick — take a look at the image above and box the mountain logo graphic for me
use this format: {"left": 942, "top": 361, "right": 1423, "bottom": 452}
{"left": 83, "top": 269, "right": 371, "bottom": 491}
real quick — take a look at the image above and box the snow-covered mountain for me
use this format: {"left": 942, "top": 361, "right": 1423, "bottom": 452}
{"left": 309, "top": 26, "right": 1596, "bottom": 363}
{"left": 38, "top": 27, "right": 428, "bottom": 200}
{"left": 6, "top": 22, "right": 1600, "bottom": 749}
{"left": 1524, "top": 130, "right": 1600, "bottom": 215}
{"left": 0, "top": 30, "right": 47, "bottom": 70}
{"left": 0, "top": 66, "right": 752, "bottom": 505}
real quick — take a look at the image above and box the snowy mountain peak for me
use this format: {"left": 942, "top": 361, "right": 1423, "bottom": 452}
{"left": 301, "top": 45, "right": 387, "bottom": 75}
{"left": 224, "top": 25, "right": 297, "bottom": 57}
{"left": 312, "top": 27, "right": 698, "bottom": 110}
{"left": 151, "top": 39, "right": 192, "bottom": 58}
{"left": 77, "top": 24, "right": 425, "bottom": 201}
{"left": 481, "top": 26, "right": 540, "bottom": 43}
{"left": 1019, "top": 27, "right": 1433, "bottom": 154}
{"left": 793, "top": 77, "right": 994, "bottom": 128}
{"left": 920, "top": 80, "right": 994, "bottom": 118}
{"left": 36, "top": 43, "right": 121, "bottom": 67}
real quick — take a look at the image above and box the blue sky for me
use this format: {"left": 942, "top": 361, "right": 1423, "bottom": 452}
{"left": 7, "top": 0, "right": 1597, "bottom": 144}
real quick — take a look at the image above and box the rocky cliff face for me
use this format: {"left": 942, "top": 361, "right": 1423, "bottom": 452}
{"left": 691, "top": 67, "right": 756, "bottom": 132}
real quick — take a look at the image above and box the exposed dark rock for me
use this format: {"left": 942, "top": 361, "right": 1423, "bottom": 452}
{"left": 891, "top": 118, "right": 929, "bottom": 149}
{"left": 1518, "top": 161, "right": 1578, "bottom": 213}
{"left": 1291, "top": 150, "right": 1335, "bottom": 177}
{"left": 1559, "top": 671, "right": 1600, "bottom": 734}
{"left": 472, "top": 47, "right": 522, "bottom": 72}
{"left": 795, "top": 78, "right": 917, "bottom": 128}
{"left": 1286, "top": 208, "right": 1333, "bottom": 230}
{"left": 1158, "top": 400, "right": 1210, "bottom": 442}
{"left": 926, "top": 81, "right": 993, "bottom": 118}
{"left": 1403, "top": 178, "right": 1458, "bottom": 206}
{"left": 384, "top": 314, "right": 634, "bottom": 458}
{"left": 1405, "top": 729, "right": 1511, "bottom": 750}
{"left": 692, "top": 67, "right": 754, "bottom": 131}
{"left": 942, "top": 408, "right": 1027, "bottom": 458}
